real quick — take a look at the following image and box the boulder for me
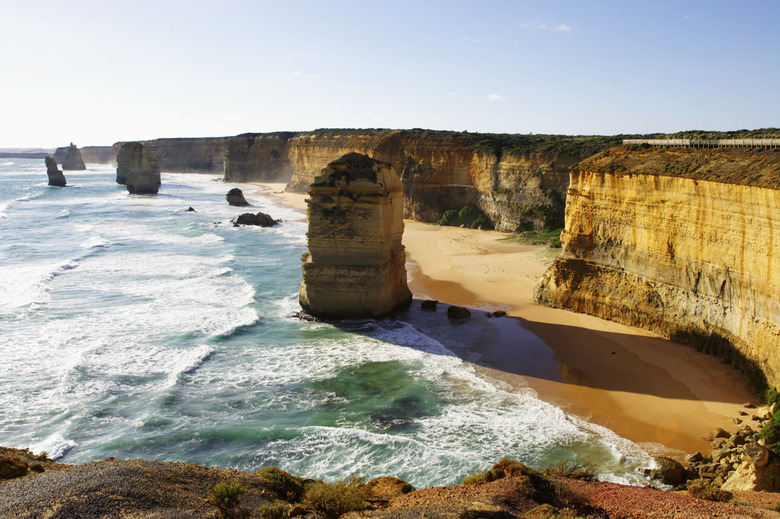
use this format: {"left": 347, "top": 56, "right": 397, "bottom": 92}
{"left": 711, "top": 427, "right": 730, "bottom": 439}
{"left": 299, "top": 152, "right": 412, "bottom": 319}
{"left": 649, "top": 456, "right": 687, "bottom": 487}
{"left": 447, "top": 306, "right": 471, "bottom": 319}
{"left": 421, "top": 300, "right": 438, "bottom": 311}
{"left": 231, "top": 212, "right": 277, "bottom": 227}
{"left": 116, "top": 142, "right": 161, "bottom": 194}
{"left": 226, "top": 188, "right": 249, "bottom": 206}
{"left": 53, "top": 143, "right": 86, "bottom": 170}
{"left": 721, "top": 458, "right": 780, "bottom": 492}
{"left": 44, "top": 156, "right": 66, "bottom": 186}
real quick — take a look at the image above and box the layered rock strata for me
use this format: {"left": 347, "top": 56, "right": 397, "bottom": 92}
{"left": 111, "top": 137, "right": 231, "bottom": 173}
{"left": 53, "top": 143, "right": 86, "bottom": 170}
{"left": 535, "top": 146, "right": 780, "bottom": 386}
{"left": 116, "top": 142, "right": 161, "bottom": 194}
{"left": 223, "top": 132, "right": 300, "bottom": 182}
{"left": 299, "top": 153, "right": 412, "bottom": 319}
{"left": 44, "top": 157, "right": 66, "bottom": 186}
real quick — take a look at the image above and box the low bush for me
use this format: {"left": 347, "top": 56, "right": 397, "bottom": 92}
{"left": 257, "top": 500, "right": 291, "bottom": 519}
{"left": 437, "top": 204, "right": 493, "bottom": 230}
{"left": 302, "top": 474, "right": 369, "bottom": 518}
{"left": 543, "top": 459, "right": 597, "bottom": 481}
{"left": 686, "top": 479, "right": 732, "bottom": 502}
{"left": 462, "top": 470, "right": 488, "bottom": 485}
{"left": 256, "top": 465, "right": 305, "bottom": 502}
{"left": 207, "top": 481, "right": 250, "bottom": 519}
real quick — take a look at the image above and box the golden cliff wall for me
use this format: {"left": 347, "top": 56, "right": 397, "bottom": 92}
{"left": 284, "top": 130, "right": 583, "bottom": 231}
{"left": 535, "top": 146, "right": 780, "bottom": 386}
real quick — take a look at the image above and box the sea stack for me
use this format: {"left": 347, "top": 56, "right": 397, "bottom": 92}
{"left": 116, "top": 142, "right": 161, "bottom": 194}
{"left": 53, "top": 143, "right": 86, "bottom": 170}
{"left": 299, "top": 152, "right": 412, "bottom": 319}
{"left": 44, "top": 156, "right": 66, "bottom": 186}
{"left": 226, "top": 188, "right": 250, "bottom": 206}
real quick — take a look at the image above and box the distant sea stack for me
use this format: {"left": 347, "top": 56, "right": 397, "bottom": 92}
{"left": 44, "top": 157, "right": 66, "bottom": 186}
{"left": 53, "top": 143, "right": 86, "bottom": 170}
{"left": 116, "top": 142, "right": 161, "bottom": 194}
{"left": 299, "top": 152, "right": 412, "bottom": 319}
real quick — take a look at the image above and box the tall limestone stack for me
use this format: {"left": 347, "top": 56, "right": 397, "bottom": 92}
{"left": 53, "top": 143, "right": 87, "bottom": 170}
{"left": 116, "top": 142, "right": 161, "bottom": 194}
{"left": 44, "top": 157, "right": 66, "bottom": 186}
{"left": 299, "top": 152, "right": 412, "bottom": 319}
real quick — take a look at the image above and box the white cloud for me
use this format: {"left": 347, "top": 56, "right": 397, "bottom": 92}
{"left": 290, "top": 71, "right": 318, "bottom": 80}
{"left": 460, "top": 36, "right": 487, "bottom": 43}
{"left": 487, "top": 93, "right": 508, "bottom": 102}
{"left": 522, "top": 19, "right": 573, "bottom": 32}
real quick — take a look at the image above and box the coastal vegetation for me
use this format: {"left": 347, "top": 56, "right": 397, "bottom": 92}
{"left": 436, "top": 203, "right": 493, "bottom": 230}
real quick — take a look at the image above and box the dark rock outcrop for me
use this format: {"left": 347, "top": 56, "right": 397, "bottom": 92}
{"left": 116, "top": 142, "right": 161, "bottom": 194}
{"left": 447, "top": 306, "right": 471, "bottom": 319}
{"left": 299, "top": 153, "right": 412, "bottom": 319}
{"left": 231, "top": 212, "right": 277, "bottom": 227}
{"left": 44, "top": 157, "right": 66, "bottom": 186}
{"left": 226, "top": 188, "right": 249, "bottom": 206}
{"left": 53, "top": 143, "right": 86, "bottom": 170}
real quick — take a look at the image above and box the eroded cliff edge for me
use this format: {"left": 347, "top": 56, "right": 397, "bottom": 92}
{"left": 535, "top": 146, "right": 780, "bottom": 387}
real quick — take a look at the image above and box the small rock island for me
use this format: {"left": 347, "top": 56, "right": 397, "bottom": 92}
{"left": 44, "top": 156, "right": 66, "bottom": 186}
{"left": 53, "top": 143, "right": 86, "bottom": 170}
{"left": 116, "top": 142, "right": 161, "bottom": 194}
{"left": 299, "top": 152, "right": 412, "bottom": 319}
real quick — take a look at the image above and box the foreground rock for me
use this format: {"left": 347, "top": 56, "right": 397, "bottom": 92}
{"left": 116, "top": 142, "right": 161, "bottom": 194}
{"left": 299, "top": 153, "right": 412, "bottom": 319}
{"left": 226, "top": 187, "right": 250, "bottom": 206}
{"left": 53, "top": 143, "right": 86, "bottom": 170}
{"left": 44, "top": 157, "right": 66, "bottom": 186}
{"left": 231, "top": 212, "right": 278, "bottom": 227}
{"left": 2, "top": 455, "right": 779, "bottom": 518}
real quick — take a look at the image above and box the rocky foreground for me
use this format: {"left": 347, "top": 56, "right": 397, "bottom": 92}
{"left": 2, "top": 449, "right": 780, "bottom": 518}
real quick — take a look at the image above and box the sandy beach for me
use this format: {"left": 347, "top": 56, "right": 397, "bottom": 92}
{"left": 253, "top": 182, "right": 758, "bottom": 457}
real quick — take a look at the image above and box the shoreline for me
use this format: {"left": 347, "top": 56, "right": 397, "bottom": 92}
{"left": 250, "top": 182, "right": 759, "bottom": 458}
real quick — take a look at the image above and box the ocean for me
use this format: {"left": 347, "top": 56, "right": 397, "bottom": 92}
{"left": 0, "top": 159, "right": 656, "bottom": 488}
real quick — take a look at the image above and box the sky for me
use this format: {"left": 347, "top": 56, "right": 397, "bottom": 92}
{"left": 1, "top": 0, "right": 779, "bottom": 148}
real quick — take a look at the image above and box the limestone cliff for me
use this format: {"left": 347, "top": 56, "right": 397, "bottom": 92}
{"left": 116, "top": 142, "right": 161, "bottom": 194}
{"left": 80, "top": 146, "right": 112, "bottom": 164}
{"left": 111, "top": 137, "right": 232, "bottom": 173}
{"left": 299, "top": 153, "right": 412, "bottom": 319}
{"left": 280, "top": 130, "right": 612, "bottom": 231}
{"left": 53, "top": 143, "right": 86, "bottom": 170}
{"left": 535, "top": 146, "right": 780, "bottom": 386}
{"left": 223, "top": 132, "right": 300, "bottom": 182}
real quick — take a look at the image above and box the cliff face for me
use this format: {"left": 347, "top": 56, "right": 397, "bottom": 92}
{"left": 223, "top": 132, "right": 300, "bottom": 182}
{"left": 111, "top": 137, "right": 232, "bottom": 173}
{"left": 535, "top": 147, "right": 780, "bottom": 386}
{"left": 280, "top": 130, "right": 592, "bottom": 231}
{"left": 80, "top": 146, "right": 112, "bottom": 164}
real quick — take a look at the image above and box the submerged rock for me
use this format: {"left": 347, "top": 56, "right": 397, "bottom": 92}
{"left": 299, "top": 152, "right": 412, "bottom": 319}
{"left": 44, "top": 157, "right": 66, "bottom": 186}
{"left": 226, "top": 188, "right": 249, "bottom": 206}
{"left": 447, "top": 306, "right": 471, "bottom": 319}
{"left": 116, "top": 142, "right": 161, "bottom": 194}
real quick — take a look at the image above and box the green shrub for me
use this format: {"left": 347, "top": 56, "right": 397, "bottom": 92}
{"left": 301, "top": 474, "right": 369, "bottom": 518}
{"left": 207, "top": 481, "right": 250, "bottom": 519}
{"left": 543, "top": 459, "right": 597, "bottom": 481}
{"left": 258, "top": 500, "right": 291, "bottom": 519}
{"left": 257, "top": 465, "right": 305, "bottom": 502}
{"left": 686, "top": 479, "right": 732, "bottom": 502}
{"left": 436, "top": 204, "right": 493, "bottom": 230}
{"left": 462, "top": 470, "right": 488, "bottom": 485}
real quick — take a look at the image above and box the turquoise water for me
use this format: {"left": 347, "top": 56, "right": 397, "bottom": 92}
{"left": 0, "top": 159, "right": 656, "bottom": 487}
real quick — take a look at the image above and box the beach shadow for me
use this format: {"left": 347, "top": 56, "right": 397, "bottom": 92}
{"left": 332, "top": 299, "right": 753, "bottom": 406}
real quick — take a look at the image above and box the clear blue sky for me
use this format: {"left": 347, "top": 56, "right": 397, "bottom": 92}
{"left": 2, "top": 0, "right": 779, "bottom": 147}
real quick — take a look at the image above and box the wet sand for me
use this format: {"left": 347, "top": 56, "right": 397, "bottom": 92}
{"left": 253, "top": 182, "right": 758, "bottom": 457}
